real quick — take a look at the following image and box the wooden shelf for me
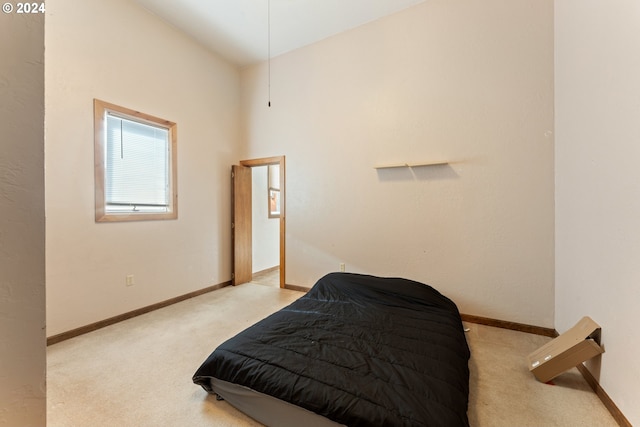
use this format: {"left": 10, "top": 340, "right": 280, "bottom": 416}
{"left": 374, "top": 161, "right": 448, "bottom": 170}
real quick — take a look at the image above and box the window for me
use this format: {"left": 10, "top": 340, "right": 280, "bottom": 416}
{"left": 94, "top": 99, "right": 177, "bottom": 222}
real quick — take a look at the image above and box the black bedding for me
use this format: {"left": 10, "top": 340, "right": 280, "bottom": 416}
{"left": 193, "top": 272, "right": 470, "bottom": 426}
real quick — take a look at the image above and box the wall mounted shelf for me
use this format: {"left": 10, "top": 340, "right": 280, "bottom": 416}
{"left": 374, "top": 161, "right": 448, "bottom": 170}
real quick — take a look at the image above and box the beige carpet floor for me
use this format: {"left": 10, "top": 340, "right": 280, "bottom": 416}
{"left": 47, "top": 282, "right": 618, "bottom": 427}
{"left": 250, "top": 268, "right": 280, "bottom": 287}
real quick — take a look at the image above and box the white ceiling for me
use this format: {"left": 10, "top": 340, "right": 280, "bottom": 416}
{"left": 132, "top": 0, "right": 427, "bottom": 67}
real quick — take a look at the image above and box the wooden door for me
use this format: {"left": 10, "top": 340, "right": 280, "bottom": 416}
{"left": 232, "top": 165, "right": 252, "bottom": 285}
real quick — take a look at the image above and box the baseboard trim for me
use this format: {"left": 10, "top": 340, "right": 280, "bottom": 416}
{"left": 47, "top": 280, "right": 231, "bottom": 346}
{"left": 284, "top": 283, "right": 310, "bottom": 292}
{"left": 253, "top": 266, "right": 280, "bottom": 276}
{"left": 576, "top": 364, "right": 632, "bottom": 427}
{"left": 460, "top": 313, "right": 558, "bottom": 337}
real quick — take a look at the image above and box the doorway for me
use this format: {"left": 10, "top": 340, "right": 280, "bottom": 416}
{"left": 250, "top": 164, "right": 279, "bottom": 286}
{"left": 232, "top": 156, "right": 285, "bottom": 288}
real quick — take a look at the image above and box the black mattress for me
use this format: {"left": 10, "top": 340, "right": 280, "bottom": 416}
{"left": 193, "top": 272, "right": 470, "bottom": 426}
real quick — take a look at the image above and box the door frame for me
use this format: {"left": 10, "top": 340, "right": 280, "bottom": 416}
{"left": 239, "top": 155, "right": 286, "bottom": 288}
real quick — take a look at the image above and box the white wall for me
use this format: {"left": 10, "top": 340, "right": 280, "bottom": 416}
{"left": 241, "top": 0, "right": 555, "bottom": 327}
{"left": 555, "top": 0, "right": 640, "bottom": 424}
{"left": 252, "top": 166, "right": 280, "bottom": 273}
{"left": 0, "top": 12, "right": 46, "bottom": 427}
{"left": 45, "top": 0, "right": 241, "bottom": 335}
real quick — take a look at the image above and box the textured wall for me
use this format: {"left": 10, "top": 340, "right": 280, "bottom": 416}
{"left": 0, "top": 11, "right": 46, "bottom": 427}
{"left": 241, "top": 0, "right": 555, "bottom": 327}
{"left": 45, "top": 0, "right": 241, "bottom": 336}
{"left": 555, "top": 0, "right": 640, "bottom": 423}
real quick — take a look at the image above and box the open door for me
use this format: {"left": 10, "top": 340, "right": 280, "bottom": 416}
{"left": 232, "top": 156, "right": 286, "bottom": 288}
{"left": 231, "top": 165, "right": 252, "bottom": 285}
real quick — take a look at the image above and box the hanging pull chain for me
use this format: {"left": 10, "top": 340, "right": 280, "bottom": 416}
{"left": 268, "top": 0, "right": 271, "bottom": 107}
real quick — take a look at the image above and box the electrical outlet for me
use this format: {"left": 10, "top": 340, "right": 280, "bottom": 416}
{"left": 339, "top": 263, "right": 346, "bottom": 272}
{"left": 126, "top": 275, "right": 135, "bottom": 286}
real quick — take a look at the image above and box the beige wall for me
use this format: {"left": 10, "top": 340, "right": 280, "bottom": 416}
{"left": 45, "top": 0, "right": 241, "bottom": 335}
{"left": 241, "top": 0, "right": 555, "bottom": 327}
{"left": 0, "top": 12, "right": 46, "bottom": 427}
{"left": 555, "top": 0, "right": 640, "bottom": 424}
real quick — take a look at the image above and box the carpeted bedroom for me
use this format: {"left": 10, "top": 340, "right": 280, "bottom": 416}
{"left": 47, "top": 278, "right": 617, "bottom": 427}
{"left": 4, "top": 0, "right": 638, "bottom": 425}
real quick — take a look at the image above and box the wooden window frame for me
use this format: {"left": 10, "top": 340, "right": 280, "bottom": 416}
{"left": 94, "top": 99, "right": 178, "bottom": 222}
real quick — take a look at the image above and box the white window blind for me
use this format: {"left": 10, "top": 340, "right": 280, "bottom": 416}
{"left": 105, "top": 113, "right": 170, "bottom": 212}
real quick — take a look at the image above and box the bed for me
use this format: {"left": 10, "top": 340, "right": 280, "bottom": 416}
{"left": 193, "top": 272, "right": 470, "bottom": 426}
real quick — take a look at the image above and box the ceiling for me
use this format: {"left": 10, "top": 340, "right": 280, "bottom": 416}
{"left": 132, "top": 0, "right": 427, "bottom": 67}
